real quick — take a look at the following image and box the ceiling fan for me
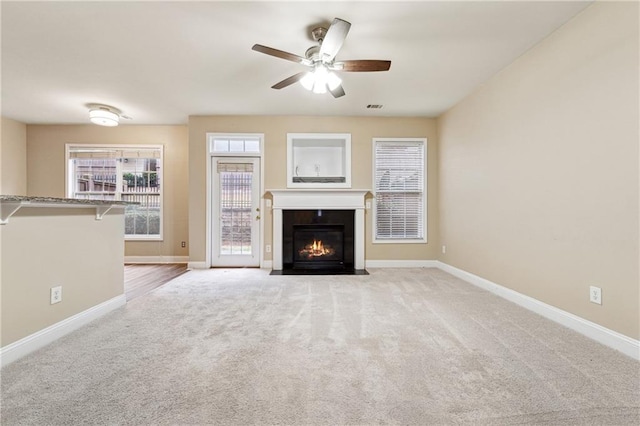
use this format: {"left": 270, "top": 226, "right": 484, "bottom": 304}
{"left": 252, "top": 18, "right": 391, "bottom": 98}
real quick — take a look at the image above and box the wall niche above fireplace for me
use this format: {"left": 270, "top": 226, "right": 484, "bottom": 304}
{"left": 287, "top": 133, "right": 351, "bottom": 188}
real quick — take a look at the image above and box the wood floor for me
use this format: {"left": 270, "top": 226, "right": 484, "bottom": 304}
{"left": 124, "top": 263, "right": 188, "bottom": 301}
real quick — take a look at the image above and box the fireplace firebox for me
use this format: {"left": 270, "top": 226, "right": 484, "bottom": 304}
{"left": 293, "top": 224, "right": 344, "bottom": 269}
{"left": 283, "top": 210, "right": 355, "bottom": 273}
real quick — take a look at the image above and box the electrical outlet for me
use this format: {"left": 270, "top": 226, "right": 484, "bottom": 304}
{"left": 442, "top": 245, "right": 446, "bottom": 254}
{"left": 589, "top": 286, "right": 602, "bottom": 305}
{"left": 51, "top": 286, "right": 62, "bottom": 304}
{"left": 266, "top": 199, "right": 272, "bottom": 208}
{"left": 181, "top": 241, "right": 186, "bottom": 248}
{"left": 266, "top": 244, "right": 271, "bottom": 253}
{"left": 365, "top": 201, "right": 372, "bottom": 209}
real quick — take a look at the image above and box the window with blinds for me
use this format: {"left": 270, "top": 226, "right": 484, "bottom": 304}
{"left": 66, "top": 145, "right": 163, "bottom": 240}
{"left": 373, "top": 139, "right": 426, "bottom": 242}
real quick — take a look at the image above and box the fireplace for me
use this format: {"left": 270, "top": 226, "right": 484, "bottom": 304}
{"left": 283, "top": 210, "right": 354, "bottom": 273}
{"left": 269, "top": 190, "right": 367, "bottom": 274}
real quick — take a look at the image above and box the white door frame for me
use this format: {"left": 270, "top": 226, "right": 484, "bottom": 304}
{"left": 205, "top": 133, "right": 265, "bottom": 268}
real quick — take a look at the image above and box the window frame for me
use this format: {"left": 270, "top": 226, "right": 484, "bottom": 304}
{"left": 65, "top": 144, "right": 164, "bottom": 241}
{"left": 372, "top": 138, "right": 427, "bottom": 244}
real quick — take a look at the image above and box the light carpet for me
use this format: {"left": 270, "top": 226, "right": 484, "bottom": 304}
{"left": 1, "top": 268, "right": 638, "bottom": 425}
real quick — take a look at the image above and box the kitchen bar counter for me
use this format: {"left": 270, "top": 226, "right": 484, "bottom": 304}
{"left": 0, "top": 195, "right": 136, "bottom": 224}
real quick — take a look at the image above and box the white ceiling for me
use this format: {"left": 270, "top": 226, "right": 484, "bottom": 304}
{"left": 1, "top": 1, "right": 592, "bottom": 125}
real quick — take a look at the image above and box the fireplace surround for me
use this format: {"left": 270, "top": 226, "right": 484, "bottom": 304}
{"left": 269, "top": 190, "right": 368, "bottom": 274}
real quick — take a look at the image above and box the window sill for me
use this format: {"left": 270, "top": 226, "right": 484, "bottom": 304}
{"left": 125, "top": 236, "right": 163, "bottom": 242}
{"left": 373, "top": 238, "right": 427, "bottom": 244}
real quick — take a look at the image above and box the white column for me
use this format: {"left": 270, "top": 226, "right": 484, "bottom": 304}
{"left": 355, "top": 208, "right": 365, "bottom": 270}
{"left": 273, "top": 208, "right": 283, "bottom": 270}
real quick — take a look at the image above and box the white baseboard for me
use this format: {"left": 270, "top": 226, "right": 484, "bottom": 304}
{"left": 187, "top": 261, "right": 209, "bottom": 269}
{"left": 436, "top": 261, "right": 640, "bottom": 361}
{"left": 0, "top": 294, "right": 127, "bottom": 368}
{"left": 366, "top": 260, "right": 438, "bottom": 268}
{"left": 186, "top": 261, "right": 272, "bottom": 269}
{"left": 125, "top": 256, "right": 188, "bottom": 264}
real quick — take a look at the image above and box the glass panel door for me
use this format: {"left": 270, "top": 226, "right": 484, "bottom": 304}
{"left": 212, "top": 157, "right": 260, "bottom": 266}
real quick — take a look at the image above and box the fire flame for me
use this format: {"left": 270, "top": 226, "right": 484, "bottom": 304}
{"left": 299, "top": 239, "right": 334, "bottom": 258}
{"left": 312, "top": 239, "right": 324, "bottom": 253}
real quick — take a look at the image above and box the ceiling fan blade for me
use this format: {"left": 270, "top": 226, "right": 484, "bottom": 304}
{"left": 252, "top": 44, "right": 312, "bottom": 66}
{"left": 319, "top": 18, "right": 351, "bottom": 61}
{"left": 329, "top": 84, "right": 346, "bottom": 98}
{"left": 271, "top": 71, "right": 308, "bottom": 90}
{"left": 331, "top": 60, "right": 391, "bottom": 72}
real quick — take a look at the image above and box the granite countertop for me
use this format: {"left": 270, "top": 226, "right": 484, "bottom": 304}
{"left": 0, "top": 195, "right": 137, "bottom": 206}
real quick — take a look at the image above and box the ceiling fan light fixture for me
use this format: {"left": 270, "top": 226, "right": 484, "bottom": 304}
{"left": 312, "top": 68, "right": 328, "bottom": 94}
{"left": 300, "top": 72, "right": 315, "bottom": 90}
{"left": 312, "top": 81, "right": 328, "bottom": 94}
{"left": 299, "top": 65, "right": 341, "bottom": 95}
{"left": 88, "top": 105, "right": 120, "bottom": 127}
{"left": 327, "top": 72, "right": 342, "bottom": 91}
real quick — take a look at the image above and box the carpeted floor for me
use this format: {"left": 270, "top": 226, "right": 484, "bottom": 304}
{"left": 1, "top": 268, "right": 638, "bottom": 425}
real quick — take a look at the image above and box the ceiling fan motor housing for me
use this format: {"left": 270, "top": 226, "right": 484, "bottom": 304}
{"left": 305, "top": 46, "right": 321, "bottom": 62}
{"left": 311, "top": 27, "right": 327, "bottom": 43}
{"left": 307, "top": 26, "right": 329, "bottom": 63}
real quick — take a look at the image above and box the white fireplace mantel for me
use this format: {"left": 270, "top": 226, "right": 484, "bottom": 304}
{"left": 268, "top": 190, "right": 369, "bottom": 271}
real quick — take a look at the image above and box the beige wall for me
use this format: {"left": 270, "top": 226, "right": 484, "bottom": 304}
{"left": 188, "top": 116, "right": 438, "bottom": 264}
{"left": 1, "top": 117, "right": 27, "bottom": 195}
{"left": 26, "top": 125, "right": 189, "bottom": 258}
{"left": 438, "top": 2, "right": 639, "bottom": 339}
{"left": 1, "top": 207, "right": 125, "bottom": 346}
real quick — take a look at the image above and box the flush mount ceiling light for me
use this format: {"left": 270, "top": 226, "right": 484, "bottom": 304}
{"left": 88, "top": 104, "right": 121, "bottom": 127}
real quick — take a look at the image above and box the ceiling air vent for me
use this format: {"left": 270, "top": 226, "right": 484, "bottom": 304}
{"left": 367, "top": 104, "right": 383, "bottom": 109}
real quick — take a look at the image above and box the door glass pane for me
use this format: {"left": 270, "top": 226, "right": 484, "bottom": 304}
{"left": 244, "top": 139, "right": 260, "bottom": 152}
{"left": 229, "top": 139, "right": 244, "bottom": 152}
{"left": 213, "top": 139, "right": 229, "bottom": 152}
{"left": 220, "top": 170, "right": 253, "bottom": 255}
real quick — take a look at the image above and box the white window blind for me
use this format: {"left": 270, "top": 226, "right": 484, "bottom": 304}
{"left": 374, "top": 140, "right": 425, "bottom": 241}
{"left": 217, "top": 162, "right": 254, "bottom": 173}
{"left": 68, "top": 148, "right": 161, "bottom": 159}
